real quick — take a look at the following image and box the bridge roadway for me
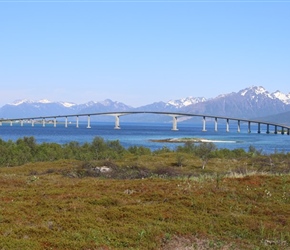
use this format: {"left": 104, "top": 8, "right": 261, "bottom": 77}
{"left": 0, "top": 111, "right": 290, "bottom": 135}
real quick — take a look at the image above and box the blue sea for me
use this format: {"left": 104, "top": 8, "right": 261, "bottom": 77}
{"left": 0, "top": 121, "right": 290, "bottom": 154}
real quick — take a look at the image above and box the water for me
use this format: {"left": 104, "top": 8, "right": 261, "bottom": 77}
{"left": 0, "top": 121, "right": 290, "bottom": 154}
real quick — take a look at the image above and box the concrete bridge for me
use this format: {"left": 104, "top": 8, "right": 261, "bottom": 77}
{"left": 0, "top": 111, "right": 290, "bottom": 135}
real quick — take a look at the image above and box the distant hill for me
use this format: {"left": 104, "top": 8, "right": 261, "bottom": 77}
{"left": 254, "top": 111, "right": 290, "bottom": 126}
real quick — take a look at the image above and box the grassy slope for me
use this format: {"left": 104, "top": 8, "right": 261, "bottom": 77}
{"left": 0, "top": 160, "right": 290, "bottom": 249}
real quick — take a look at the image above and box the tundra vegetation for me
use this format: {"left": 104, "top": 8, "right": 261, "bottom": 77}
{"left": 0, "top": 136, "right": 290, "bottom": 249}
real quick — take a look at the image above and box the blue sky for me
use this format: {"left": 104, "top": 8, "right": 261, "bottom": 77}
{"left": 0, "top": 0, "right": 290, "bottom": 107}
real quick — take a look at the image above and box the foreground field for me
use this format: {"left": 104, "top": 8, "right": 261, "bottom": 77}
{"left": 0, "top": 160, "right": 290, "bottom": 249}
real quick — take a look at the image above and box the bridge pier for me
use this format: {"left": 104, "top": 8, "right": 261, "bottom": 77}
{"left": 54, "top": 117, "right": 57, "bottom": 127}
{"left": 202, "top": 116, "right": 206, "bottom": 132}
{"left": 32, "top": 119, "right": 35, "bottom": 127}
{"left": 65, "top": 117, "right": 68, "bottom": 128}
{"left": 288, "top": 128, "right": 290, "bottom": 135}
{"left": 10, "top": 121, "right": 12, "bottom": 126}
{"left": 226, "top": 119, "right": 229, "bottom": 132}
{"left": 114, "top": 115, "right": 120, "bottom": 129}
{"left": 281, "top": 127, "right": 285, "bottom": 135}
{"left": 0, "top": 121, "right": 2, "bottom": 126}
{"left": 76, "top": 116, "right": 79, "bottom": 128}
{"left": 237, "top": 120, "right": 240, "bottom": 133}
{"left": 42, "top": 119, "right": 46, "bottom": 127}
{"left": 248, "top": 121, "right": 251, "bottom": 133}
{"left": 214, "top": 117, "right": 218, "bottom": 132}
{"left": 171, "top": 116, "right": 178, "bottom": 131}
{"left": 274, "top": 125, "right": 278, "bottom": 134}
{"left": 87, "top": 115, "right": 91, "bottom": 129}
{"left": 266, "top": 124, "right": 270, "bottom": 134}
{"left": 258, "top": 123, "right": 261, "bottom": 133}
{"left": 21, "top": 120, "right": 24, "bottom": 126}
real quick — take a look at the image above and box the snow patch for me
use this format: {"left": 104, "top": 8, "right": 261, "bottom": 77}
{"left": 10, "top": 99, "right": 33, "bottom": 106}
{"left": 240, "top": 86, "right": 273, "bottom": 99}
{"left": 240, "top": 90, "right": 248, "bottom": 96}
{"left": 100, "top": 99, "right": 114, "bottom": 106}
{"left": 60, "top": 102, "right": 76, "bottom": 108}
{"left": 37, "top": 99, "right": 52, "bottom": 104}
{"left": 167, "top": 96, "right": 206, "bottom": 108}
{"left": 85, "top": 101, "right": 97, "bottom": 107}
{"left": 254, "top": 86, "right": 267, "bottom": 95}
{"left": 272, "top": 91, "right": 290, "bottom": 104}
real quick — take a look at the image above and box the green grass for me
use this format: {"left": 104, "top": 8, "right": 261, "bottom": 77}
{"left": 0, "top": 158, "right": 290, "bottom": 249}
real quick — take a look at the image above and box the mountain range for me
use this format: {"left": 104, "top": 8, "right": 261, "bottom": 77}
{"left": 1, "top": 86, "right": 290, "bottom": 124}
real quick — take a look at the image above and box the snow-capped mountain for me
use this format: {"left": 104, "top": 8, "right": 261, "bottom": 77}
{"left": 10, "top": 99, "right": 76, "bottom": 107}
{"left": 1, "top": 86, "right": 290, "bottom": 124}
{"left": 0, "top": 99, "right": 77, "bottom": 118}
{"left": 182, "top": 86, "right": 290, "bottom": 119}
{"left": 239, "top": 86, "right": 270, "bottom": 97}
{"left": 76, "top": 99, "right": 132, "bottom": 113}
{"left": 0, "top": 99, "right": 132, "bottom": 119}
{"left": 134, "top": 97, "right": 207, "bottom": 112}
{"left": 238, "top": 86, "right": 290, "bottom": 105}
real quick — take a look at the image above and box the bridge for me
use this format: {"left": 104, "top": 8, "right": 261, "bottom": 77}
{"left": 0, "top": 111, "right": 290, "bottom": 135}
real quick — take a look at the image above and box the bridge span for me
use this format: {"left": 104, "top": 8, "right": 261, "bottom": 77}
{"left": 0, "top": 111, "right": 290, "bottom": 135}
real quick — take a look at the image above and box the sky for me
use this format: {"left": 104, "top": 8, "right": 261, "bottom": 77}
{"left": 0, "top": 0, "right": 290, "bottom": 107}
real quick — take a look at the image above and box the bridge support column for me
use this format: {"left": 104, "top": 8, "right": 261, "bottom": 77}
{"left": 76, "top": 116, "right": 79, "bottom": 128}
{"left": 172, "top": 116, "right": 178, "bottom": 131}
{"left": 54, "top": 118, "right": 57, "bottom": 127}
{"left": 32, "top": 120, "right": 34, "bottom": 127}
{"left": 114, "top": 115, "right": 120, "bottom": 129}
{"left": 266, "top": 124, "right": 270, "bottom": 134}
{"left": 202, "top": 116, "right": 206, "bottom": 132}
{"left": 248, "top": 121, "right": 251, "bottom": 133}
{"left": 21, "top": 120, "right": 24, "bottom": 126}
{"left": 226, "top": 119, "right": 229, "bottom": 132}
{"left": 65, "top": 117, "right": 68, "bottom": 128}
{"left": 281, "top": 127, "right": 284, "bottom": 135}
{"left": 288, "top": 128, "right": 290, "bottom": 135}
{"left": 237, "top": 120, "right": 240, "bottom": 133}
{"left": 214, "top": 118, "right": 218, "bottom": 132}
{"left": 10, "top": 121, "right": 12, "bottom": 126}
{"left": 87, "top": 115, "right": 91, "bottom": 129}
{"left": 42, "top": 119, "right": 46, "bottom": 127}
{"left": 0, "top": 121, "right": 2, "bottom": 126}
{"left": 274, "top": 125, "right": 277, "bottom": 134}
{"left": 258, "top": 123, "right": 261, "bottom": 133}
